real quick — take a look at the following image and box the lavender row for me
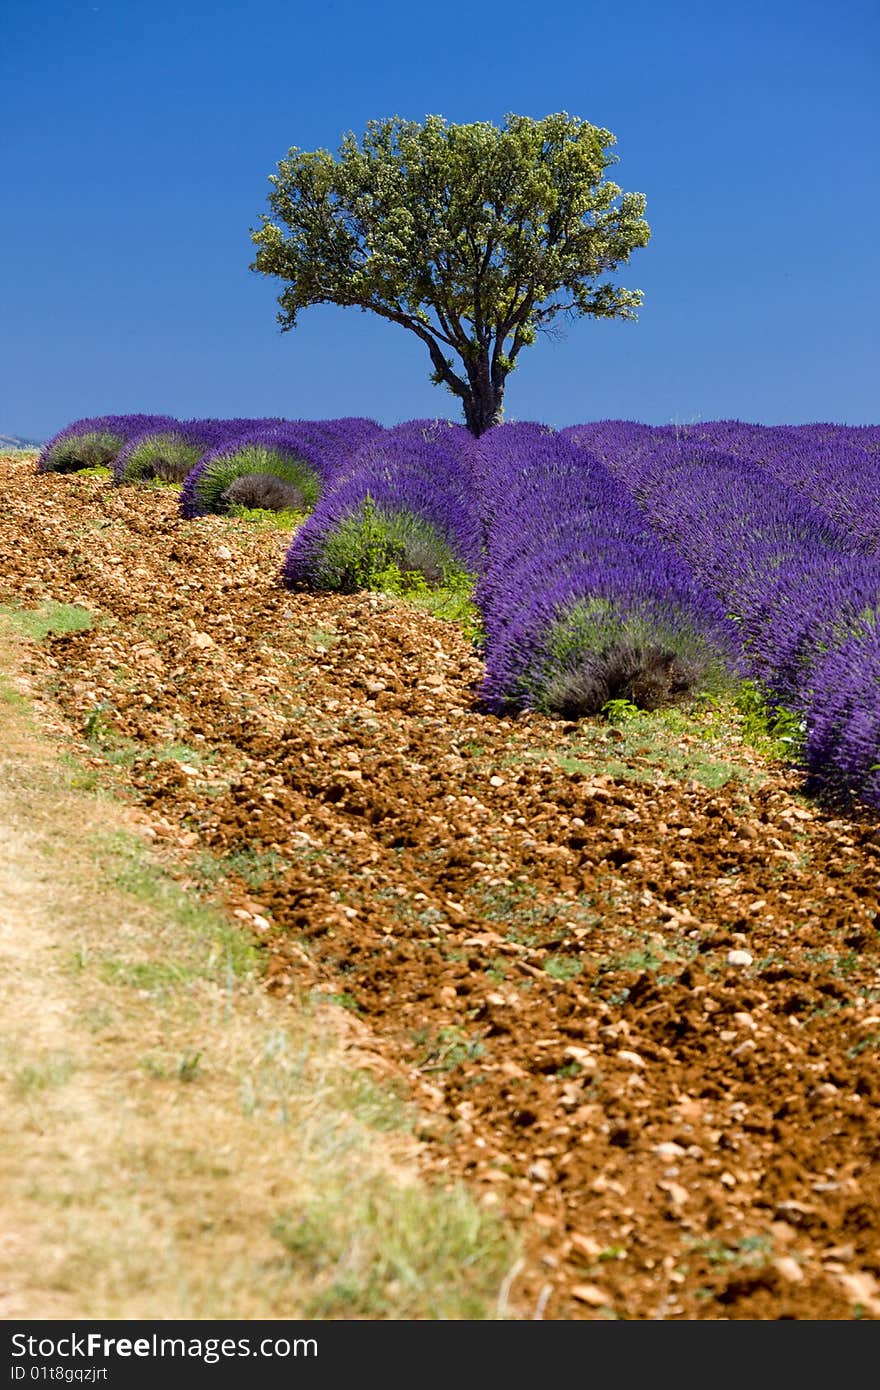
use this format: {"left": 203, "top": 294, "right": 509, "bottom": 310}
{"left": 283, "top": 419, "right": 482, "bottom": 591}
{"left": 112, "top": 418, "right": 284, "bottom": 485}
{"left": 179, "top": 417, "right": 383, "bottom": 518}
{"left": 37, "top": 414, "right": 179, "bottom": 473}
{"left": 564, "top": 419, "right": 880, "bottom": 552}
{"left": 37, "top": 412, "right": 387, "bottom": 521}
{"left": 465, "top": 424, "right": 741, "bottom": 715}
{"left": 566, "top": 427, "right": 880, "bottom": 805}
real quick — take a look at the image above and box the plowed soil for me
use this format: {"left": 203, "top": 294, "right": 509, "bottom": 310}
{"left": 3, "top": 453, "right": 880, "bottom": 1321}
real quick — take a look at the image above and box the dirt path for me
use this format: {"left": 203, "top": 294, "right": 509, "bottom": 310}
{"left": 3, "top": 453, "right": 880, "bottom": 1319}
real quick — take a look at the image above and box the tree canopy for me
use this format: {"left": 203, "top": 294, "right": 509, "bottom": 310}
{"left": 250, "top": 112, "right": 650, "bottom": 435}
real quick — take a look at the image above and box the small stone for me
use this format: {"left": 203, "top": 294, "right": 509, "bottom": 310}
{"left": 571, "top": 1283, "right": 611, "bottom": 1307}
{"left": 658, "top": 1180, "right": 689, "bottom": 1208}
{"left": 733, "top": 1012, "right": 756, "bottom": 1029}
{"left": 489, "top": 775, "right": 505, "bottom": 787}
{"left": 214, "top": 545, "right": 233, "bottom": 560}
{"left": 251, "top": 914, "right": 271, "bottom": 932}
{"left": 569, "top": 1233, "right": 603, "bottom": 1261}
{"left": 563, "top": 1045, "right": 597, "bottom": 1070}
{"left": 654, "top": 1142, "right": 686, "bottom": 1160}
{"left": 617, "top": 1049, "right": 646, "bottom": 1069}
{"left": 727, "top": 949, "right": 753, "bottom": 967}
{"left": 189, "top": 631, "right": 214, "bottom": 649}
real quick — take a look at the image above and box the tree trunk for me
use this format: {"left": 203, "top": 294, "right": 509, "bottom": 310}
{"left": 462, "top": 383, "right": 505, "bottom": 437}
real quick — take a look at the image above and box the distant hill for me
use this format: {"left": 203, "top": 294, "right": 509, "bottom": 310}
{"left": 0, "top": 432, "right": 44, "bottom": 450}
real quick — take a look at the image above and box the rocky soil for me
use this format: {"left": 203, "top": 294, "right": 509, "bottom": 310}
{"left": 2, "top": 453, "right": 879, "bottom": 1320}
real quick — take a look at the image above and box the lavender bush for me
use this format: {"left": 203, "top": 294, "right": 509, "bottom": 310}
{"left": 180, "top": 417, "right": 382, "bottom": 518}
{"left": 283, "top": 422, "right": 482, "bottom": 592}
{"left": 112, "top": 417, "right": 284, "bottom": 485}
{"left": 37, "top": 414, "right": 176, "bottom": 473}
{"left": 470, "top": 425, "right": 740, "bottom": 715}
{"left": 564, "top": 422, "right": 880, "bottom": 804}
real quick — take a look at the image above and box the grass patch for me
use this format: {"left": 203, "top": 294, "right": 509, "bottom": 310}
{"left": 544, "top": 954, "right": 584, "bottom": 981}
{"left": 75, "top": 464, "right": 113, "bottom": 479}
{"left": 191, "top": 846, "right": 292, "bottom": 892}
{"left": 414, "top": 1025, "right": 485, "bottom": 1072}
{"left": 378, "top": 564, "right": 484, "bottom": 644}
{"left": 1, "top": 601, "right": 94, "bottom": 640}
{"left": 465, "top": 879, "right": 599, "bottom": 947}
{"left": 557, "top": 696, "right": 769, "bottom": 789}
{"left": 272, "top": 1177, "right": 516, "bottom": 1319}
{"left": 0, "top": 674, "right": 28, "bottom": 709}
{"left": 0, "top": 622, "right": 525, "bottom": 1320}
{"left": 226, "top": 504, "right": 307, "bottom": 531}
{"left": 93, "top": 827, "right": 258, "bottom": 984}
{"left": 12, "top": 1049, "right": 77, "bottom": 1097}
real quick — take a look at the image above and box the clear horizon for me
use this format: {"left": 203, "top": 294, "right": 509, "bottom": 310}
{"left": 2, "top": 0, "right": 878, "bottom": 441}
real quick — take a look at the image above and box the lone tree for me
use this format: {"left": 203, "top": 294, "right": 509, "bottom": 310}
{"left": 250, "top": 112, "right": 650, "bottom": 436}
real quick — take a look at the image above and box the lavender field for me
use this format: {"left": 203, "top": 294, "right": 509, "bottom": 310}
{"left": 37, "top": 411, "right": 880, "bottom": 810}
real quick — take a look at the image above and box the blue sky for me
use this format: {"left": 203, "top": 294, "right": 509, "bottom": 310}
{"left": 2, "top": 0, "right": 878, "bottom": 441}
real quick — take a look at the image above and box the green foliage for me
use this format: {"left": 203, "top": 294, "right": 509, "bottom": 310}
{"left": 602, "top": 696, "right": 642, "bottom": 724}
{"left": 118, "top": 433, "right": 205, "bottom": 484}
{"left": 733, "top": 680, "right": 806, "bottom": 760}
{"left": 525, "top": 597, "right": 735, "bottom": 715}
{"left": 251, "top": 112, "right": 650, "bottom": 433}
{"left": 225, "top": 503, "right": 306, "bottom": 530}
{"left": 374, "top": 560, "right": 483, "bottom": 643}
{"left": 0, "top": 601, "right": 93, "bottom": 640}
{"left": 44, "top": 432, "right": 123, "bottom": 473}
{"left": 543, "top": 954, "right": 584, "bottom": 981}
{"left": 196, "top": 445, "right": 320, "bottom": 515}
{"left": 312, "top": 496, "right": 473, "bottom": 596}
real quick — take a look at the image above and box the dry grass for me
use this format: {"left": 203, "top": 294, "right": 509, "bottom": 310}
{"left": 0, "top": 617, "right": 520, "bottom": 1320}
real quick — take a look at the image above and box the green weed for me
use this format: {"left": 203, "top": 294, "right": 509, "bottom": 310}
{"left": 11, "top": 1050, "right": 77, "bottom": 1097}
{"left": 544, "top": 954, "right": 584, "bottom": 981}
{"left": 272, "top": 1177, "right": 517, "bottom": 1319}
{"left": 414, "top": 1026, "right": 485, "bottom": 1072}
{"left": 1, "top": 601, "right": 93, "bottom": 640}
{"left": 226, "top": 504, "right": 307, "bottom": 530}
{"left": 731, "top": 681, "right": 806, "bottom": 760}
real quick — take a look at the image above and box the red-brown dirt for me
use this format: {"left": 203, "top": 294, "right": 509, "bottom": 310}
{"left": 2, "top": 454, "right": 879, "bottom": 1320}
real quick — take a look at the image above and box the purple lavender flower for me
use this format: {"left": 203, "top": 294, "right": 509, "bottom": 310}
{"left": 37, "top": 414, "right": 177, "bottom": 473}
{"left": 180, "top": 425, "right": 333, "bottom": 518}
{"left": 564, "top": 420, "right": 880, "bottom": 804}
{"left": 283, "top": 425, "right": 482, "bottom": 591}
{"left": 469, "top": 425, "right": 740, "bottom": 715}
